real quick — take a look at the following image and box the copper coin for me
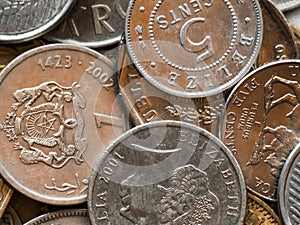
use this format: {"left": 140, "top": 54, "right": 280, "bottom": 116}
{"left": 88, "top": 121, "right": 246, "bottom": 225}
{"left": 1, "top": 205, "right": 22, "bottom": 225}
{"left": 125, "top": 0, "right": 263, "bottom": 97}
{"left": 254, "top": 0, "right": 298, "bottom": 68}
{"left": 0, "top": 0, "right": 74, "bottom": 43}
{"left": 244, "top": 192, "right": 283, "bottom": 224}
{"left": 0, "top": 44, "right": 126, "bottom": 205}
{"left": 118, "top": 41, "right": 225, "bottom": 136}
{"left": 24, "top": 209, "right": 90, "bottom": 225}
{"left": 278, "top": 142, "right": 300, "bottom": 225}
{"left": 44, "top": 0, "right": 129, "bottom": 48}
{"left": 220, "top": 60, "right": 300, "bottom": 201}
{"left": 0, "top": 177, "right": 13, "bottom": 219}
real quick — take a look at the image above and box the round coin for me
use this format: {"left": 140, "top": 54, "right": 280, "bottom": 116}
{"left": 279, "top": 142, "right": 300, "bottom": 225}
{"left": 244, "top": 193, "right": 283, "bottom": 224}
{"left": 0, "top": 0, "right": 74, "bottom": 43}
{"left": 24, "top": 209, "right": 90, "bottom": 225}
{"left": 271, "top": 0, "right": 300, "bottom": 11}
{"left": 0, "top": 44, "right": 126, "bottom": 205}
{"left": 125, "top": 0, "right": 263, "bottom": 97}
{"left": 88, "top": 121, "right": 246, "bottom": 225}
{"left": 44, "top": 0, "right": 130, "bottom": 48}
{"left": 220, "top": 60, "right": 300, "bottom": 201}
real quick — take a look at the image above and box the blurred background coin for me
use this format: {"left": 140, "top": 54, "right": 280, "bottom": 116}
{"left": 125, "top": 0, "right": 263, "bottom": 98}
{"left": 0, "top": 44, "right": 126, "bottom": 205}
{"left": 44, "top": 0, "right": 129, "bottom": 48}
{"left": 24, "top": 209, "right": 90, "bottom": 225}
{"left": 88, "top": 121, "right": 246, "bottom": 225}
{"left": 279, "top": 142, "right": 300, "bottom": 225}
{"left": 0, "top": 0, "right": 74, "bottom": 43}
{"left": 220, "top": 60, "right": 300, "bottom": 201}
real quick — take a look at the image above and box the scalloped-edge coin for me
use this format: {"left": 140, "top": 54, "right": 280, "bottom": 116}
{"left": 0, "top": 0, "right": 74, "bottom": 43}
{"left": 278, "top": 142, "right": 300, "bottom": 225}
{"left": 125, "top": 0, "right": 263, "bottom": 98}
{"left": 88, "top": 120, "right": 246, "bottom": 225}
{"left": 24, "top": 209, "right": 90, "bottom": 225}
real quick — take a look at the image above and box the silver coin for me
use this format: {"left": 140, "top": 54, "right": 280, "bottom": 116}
{"left": 279, "top": 142, "right": 300, "bottom": 225}
{"left": 272, "top": 0, "right": 300, "bottom": 11}
{"left": 0, "top": 0, "right": 74, "bottom": 43}
{"left": 88, "top": 121, "right": 246, "bottom": 225}
{"left": 44, "top": 0, "right": 129, "bottom": 48}
{"left": 24, "top": 209, "right": 90, "bottom": 225}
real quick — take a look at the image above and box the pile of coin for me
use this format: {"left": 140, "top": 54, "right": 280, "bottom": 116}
{"left": 0, "top": 0, "right": 300, "bottom": 224}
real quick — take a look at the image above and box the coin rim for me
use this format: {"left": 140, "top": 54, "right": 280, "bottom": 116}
{"left": 0, "top": 0, "right": 75, "bottom": 43}
{"left": 0, "top": 43, "right": 113, "bottom": 205}
{"left": 219, "top": 59, "right": 300, "bottom": 202}
{"left": 125, "top": 0, "right": 263, "bottom": 98}
{"left": 87, "top": 120, "right": 247, "bottom": 225}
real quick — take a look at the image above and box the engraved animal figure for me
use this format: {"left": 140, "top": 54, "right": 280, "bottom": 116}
{"left": 248, "top": 75, "right": 300, "bottom": 166}
{"left": 158, "top": 165, "right": 220, "bottom": 225}
{"left": 1, "top": 81, "right": 86, "bottom": 169}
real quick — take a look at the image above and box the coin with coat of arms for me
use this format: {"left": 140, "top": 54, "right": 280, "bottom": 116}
{"left": 0, "top": 44, "right": 126, "bottom": 205}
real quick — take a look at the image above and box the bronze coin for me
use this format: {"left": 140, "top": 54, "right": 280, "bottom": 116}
{"left": 0, "top": 176, "right": 13, "bottom": 219}
{"left": 220, "top": 60, "right": 300, "bottom": 201}
{"left": 0, "top": 44, "right": 126, "bottom": 205}
{"left": 118, "top": 41, "right": 225, "bottom": 136}
{"left": 125, "top": 0, "right": 263, "bottom": 97}
{"left": 254, "top": 0, "right": 298, "bottom": 68}
{"left": 244, "top": 192, "right": 283, "bottom": 225}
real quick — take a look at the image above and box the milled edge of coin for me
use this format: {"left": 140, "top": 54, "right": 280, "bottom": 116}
{"left": 23, "top": 209, "right": 89, "bottom": 225}
{"left": 87, "top": 120, "right": 247, "bottom": 225}
{"left": 0, "top": 0, "right": 75, "bottom": 43}
{"left": 219, "top": 59, "right": 300, "bottom": 202}
{"left": 246, "top": 192, "right": 283, "bottom": 224}
{"left": 0, "top": 43, "right": 113, "bottom": 205}
{"left": 278, "top": 142, "right": 300, "bottom": 225}
{"left": 124, "top": 0, "right": 263, "bottom": 98}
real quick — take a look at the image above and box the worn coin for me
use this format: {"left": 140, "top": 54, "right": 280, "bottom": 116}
{"left": 0, "top": 177, "right": 13, "bottom": 219}
{"left": 271, "top": 0, "right": 300, "bottom": 11}
{"left": 88, "top": 121, "right": 246, "bottom": 225}
{"left": 278, "top": 142, "right": 300, "bottom": 225}
{"left": 125, "top": 0, "right": 263, "bottom": 97}
{"left": 244, "top": 192, "right": 283, "bottom": 225}
{"left": 24, "top": 209, "right": 90, "bottom": 225}
{"left": 118, "top": 42, "right": 225, "bottom": 135}
{"left": 254, "top": 0, "right": 298, "bottom": 68}
{"left": 0, "top": 0, "right": 74, "bottom": 43}
{"left": 220, "top": 60, "right": 300, "bottom": 201}
{"left": 0, "top": 44, "right": 126, "bottom": 205}
{"left": 44, "top": 0, "right": 129, "bottom": 48}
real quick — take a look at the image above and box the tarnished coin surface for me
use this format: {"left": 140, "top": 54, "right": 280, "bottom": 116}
{"left": 0, "top": 0, "right": 74, "bottom": 43}
{"left": 271, "top": 0, "right": 300, "bottom": 11}
{"left": 0, "top": 205, "right": 22, "bottom": 225}
{"left": 0, "top": 44, "right": 126, "bottom": 205}
{"left": 88, "top": 121, "right": 246, "bottom": 225}
{"left": 118, "top": 43, "right": 225, "bottom": 135}
{"left": 254, "top": 0, "right": 298, "bottom": 67}
{"left": 44, "top": 0, "right": 129, "bottom": 48}
{"left": 0, "top": 177, "right": 13, "bottom": 219}
{"left": 125, "top": 0, "right": 263, "bottom": 97}
{"left": 279, "top": 142, "right": 300, "bottom": 225}
{"left": 24, "top": 209, "right": 90, "bottom": 225}
{"left": 220, "top": 60, "right": 300, "bottom": 201}
{"left": 244, "top": 193, "right": 282, "bottom": 225}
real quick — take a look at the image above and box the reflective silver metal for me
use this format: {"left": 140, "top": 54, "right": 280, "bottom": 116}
{"left": 272, "top": 0, "right": 300, "bottom": 11}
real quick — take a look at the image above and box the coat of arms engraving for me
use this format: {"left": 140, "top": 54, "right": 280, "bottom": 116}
{"left": 0, "top": 81, "right": 87, "bottom": 168}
